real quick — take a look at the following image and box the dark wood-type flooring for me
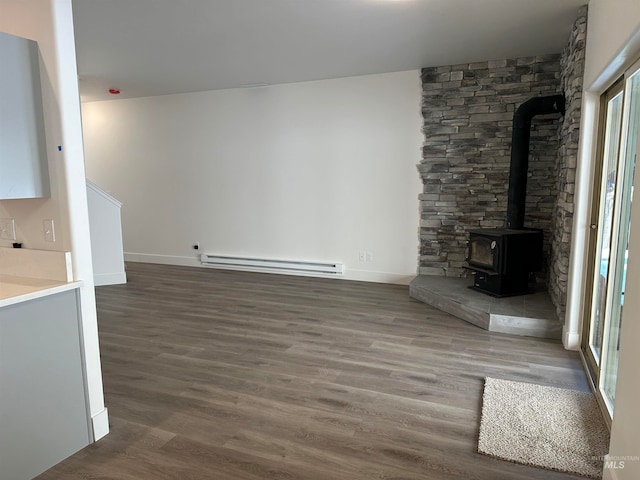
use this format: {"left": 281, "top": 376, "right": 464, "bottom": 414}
{"left": 38, "top": 262, "right": 590, "bottom": 480}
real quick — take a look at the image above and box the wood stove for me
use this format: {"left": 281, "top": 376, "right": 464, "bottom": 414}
{"left": 466, "top": 94, "right": 565, "bottom": 297}
{"left": 467, "top": 228, "right": 543, "bottom": 297}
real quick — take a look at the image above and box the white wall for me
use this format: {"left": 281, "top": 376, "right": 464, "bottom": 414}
{"left": 584, "top": 0, "right": 640, "bottom": 90}
{"left": 82, "top": 71, "right": 423, "bottom": 284}
{"left": 0, "top": 0, "right": 108, "bottom": 440}
{"left": 87, "top": 181, "right": 126, "bottom": 286}
{"left": 0, "top": 1, "right": 70, "bottom": 250}
{"left": 568, "top": 1, "right": 640, "bottom": 479}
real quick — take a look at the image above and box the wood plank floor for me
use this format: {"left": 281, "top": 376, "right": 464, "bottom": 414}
{"left": 38, "top": 262, "right": 589, "bottom": 480}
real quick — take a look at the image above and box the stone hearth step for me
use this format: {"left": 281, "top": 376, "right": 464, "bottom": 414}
{"left": 409, "top": 275, "right": 562, "bottom": 339}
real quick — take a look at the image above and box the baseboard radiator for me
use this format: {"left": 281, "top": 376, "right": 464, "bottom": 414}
{"left": 200, "top": 254, "right": 344, "bottom": 277}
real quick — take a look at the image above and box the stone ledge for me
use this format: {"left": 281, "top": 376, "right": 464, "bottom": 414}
{"left": 409, "top": 275, "right": 562, "bottom": 339}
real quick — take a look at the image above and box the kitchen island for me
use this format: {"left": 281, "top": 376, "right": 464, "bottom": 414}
{"left": 0, "top": 248, "right": 92, "bottom": 480}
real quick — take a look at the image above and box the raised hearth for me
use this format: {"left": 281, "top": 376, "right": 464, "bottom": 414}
{"left": 410, "top": 275, "right": 561, "bottom": 339}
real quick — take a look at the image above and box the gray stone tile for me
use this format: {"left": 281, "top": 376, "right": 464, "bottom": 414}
{"left": 410, "top": 275, "right": 562, "bottom": 339}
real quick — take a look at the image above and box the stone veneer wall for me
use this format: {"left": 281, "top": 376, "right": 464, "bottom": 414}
{"left": 551, "top": 6, "right": 587, "bottom": 322}
{"left": 419, "top": 56, "right": 562, "bottom": 279}
{"left": 418, "top": 6, "right": 587, "bottom": 322}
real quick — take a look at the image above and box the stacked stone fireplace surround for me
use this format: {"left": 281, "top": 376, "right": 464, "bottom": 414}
{"left": 418, "top": 7, "right": 587, "bottom": 323}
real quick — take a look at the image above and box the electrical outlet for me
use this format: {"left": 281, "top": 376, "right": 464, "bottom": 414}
{"left": 43, "top": 219, "right": 55, "bottom": 242}
{"left": 365, "top": 251, "right": 373, "bottom": 262}
{"left": 0, "top": 218, "right": 16, "bottom": 240}
{"left": 193, "top": 242, "right": 200, "bottom": 250}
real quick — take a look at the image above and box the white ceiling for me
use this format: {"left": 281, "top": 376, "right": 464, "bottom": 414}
{"left": 72, "top": 0, "right": 587, "bottom": 102}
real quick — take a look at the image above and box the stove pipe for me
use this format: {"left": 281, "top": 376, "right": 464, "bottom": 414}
{"left": 506, "top": 94, "right": 565, "bottom": 229}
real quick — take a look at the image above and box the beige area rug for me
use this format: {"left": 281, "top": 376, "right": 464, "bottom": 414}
{"left": 478, "top": 378, "right": 610, "bottom": 479}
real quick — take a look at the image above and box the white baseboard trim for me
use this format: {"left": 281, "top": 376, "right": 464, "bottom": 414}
{"left": 125, "top": 252, "right": 200, "bottom": 268}
{"left": 124, "top": 252, "right": 414, "bottom": 285}
{"left": 94, "top": 272, "right": 127, "bottom": 286}
{"left": 563, "top": 327, "right": 581, "bottom": 350}
{"left": 343, "top": 269, "right": 415, "bottom": 285}
{"left": 91, "top": 407, "right": 109, "bottom": 441}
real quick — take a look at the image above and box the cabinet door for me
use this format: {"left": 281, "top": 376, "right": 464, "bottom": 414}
{"left": 0, "top": 31, "right": 50, "bottom": 199}
{"left": 0, "top": 290, "right": 91, "bottom": 480}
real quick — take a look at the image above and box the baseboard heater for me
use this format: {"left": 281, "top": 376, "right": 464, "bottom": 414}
{"left": 200, "top": 254, "right": 344, "bottom": 276}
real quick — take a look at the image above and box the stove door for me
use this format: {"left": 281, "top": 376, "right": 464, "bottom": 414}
{"left": 468, "top": 236, "right": 499, "bottom": 272}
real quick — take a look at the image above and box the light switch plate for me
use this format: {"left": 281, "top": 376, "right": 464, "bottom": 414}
{"left": 0, "top": 218, "right": 16, "bottom": 240}
{"left": 43, "top": 219, "right": 55, "bottom": 242}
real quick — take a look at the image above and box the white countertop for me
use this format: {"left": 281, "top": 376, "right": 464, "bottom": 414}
{"left": 0, "top": 274, "right": 81, "bottom": 308}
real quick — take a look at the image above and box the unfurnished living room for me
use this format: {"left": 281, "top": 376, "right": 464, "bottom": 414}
{"left": 1, "top": 1, "right": 640, "bottom": 479}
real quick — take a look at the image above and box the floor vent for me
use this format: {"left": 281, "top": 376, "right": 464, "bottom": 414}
{"left": 200, "top": 254, "right": 344, "bottom": 277}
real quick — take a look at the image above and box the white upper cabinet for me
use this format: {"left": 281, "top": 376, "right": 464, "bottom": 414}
{"left": 0, "top": 31, "right": 50, "bottom": 199}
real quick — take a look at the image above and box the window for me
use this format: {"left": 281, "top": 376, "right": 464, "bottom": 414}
{"left": 582, "top": 60, "right": 640, "bottom": 420}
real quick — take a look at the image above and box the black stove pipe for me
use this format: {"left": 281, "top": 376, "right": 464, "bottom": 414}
{"left": 506, "top": 94, "right": 565, "bottom": 229}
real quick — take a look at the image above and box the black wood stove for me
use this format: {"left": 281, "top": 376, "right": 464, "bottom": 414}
{"left": 466, "top": 94, "right": 565, "bottom": 297}
{"left": 467, "top": 228, "right": 543, "bottom": 296}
